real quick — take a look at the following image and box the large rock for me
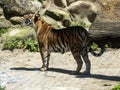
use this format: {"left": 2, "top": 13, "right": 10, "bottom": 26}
{"left": 10, "top": 16, "right": 23, "bottom": 25}
{"left": 41, "top": 15, "right": 65, "bottom": 29}
{"left": 40, "top": 1, "right": 72, "bottom": 28}
{"left": 1, "top": 0, "right": 42, "bottom": 19}
{"left": 66, "top": 1, "right": 98, "bottom": 30}
{"left": 0, "top": 6, "right": 11, "bottom": 28}
{"left": 67, "top": 1, "right": 98, "bottom": 21}
{"left": 0, "top": 6, "right": 3, "bottom": 16}
{"left": 53, "top": 0, "right": 67, "bottom": 7}
{"left": 0, "top": 18, "right": 11, "bottom": 28}
{"left": 44, "top": 7, "right": 71, "bottom": 25}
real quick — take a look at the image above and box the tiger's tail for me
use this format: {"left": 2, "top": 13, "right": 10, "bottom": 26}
{"left": 89, "top": 46, "right": 105, "bottom": 57}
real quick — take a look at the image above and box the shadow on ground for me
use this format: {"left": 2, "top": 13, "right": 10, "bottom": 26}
{"left": 11, "top": 67, "right": 120, "bottom": 82}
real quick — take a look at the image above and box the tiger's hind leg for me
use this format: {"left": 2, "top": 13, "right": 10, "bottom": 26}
{"left": 40, "top": 49, "right": 50, "bottom": 71}
{"left": 81, "top": 47, "right": 91, "bottom": 75}
{"left": 71, "top": 49, "right": 83, "bottom": 75}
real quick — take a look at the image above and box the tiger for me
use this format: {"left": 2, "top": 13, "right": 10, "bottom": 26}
{"left": 23, "top": 11, "right": 104, "bottom": 75}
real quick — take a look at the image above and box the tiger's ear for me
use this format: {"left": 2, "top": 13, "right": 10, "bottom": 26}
{"left": 34, "top": 11, "right": 40, "bottom": 23}
{"left": 35, "top": 11, "right": 40, "bottom": 17}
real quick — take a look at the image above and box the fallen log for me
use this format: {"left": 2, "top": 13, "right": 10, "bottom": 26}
{"left": 89, "top": 22, "right": 120, "bottom": 48}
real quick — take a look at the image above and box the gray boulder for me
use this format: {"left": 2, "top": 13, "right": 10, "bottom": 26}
{"left": 0, "top": 6, "right": 11, "bottom": 28}
{"left": 53, "top": 0, "right": 67, "bottom": 7}
{"left": 10, "top": 16, "right": 23, "bottom": 25}
{"left": 41, "top": 15, "right": 65, "bottom": 29}
{"left": 66, "top": 1, "right": 99, "bottom": 30}
{"left": 1, "top": 0, "right": 42, "bottom": 19}
{"left": 0, "top": 6, "right": 3, "bottom": 16}
{"left": 0, "top": 18, "right": 11, "bottom": 28}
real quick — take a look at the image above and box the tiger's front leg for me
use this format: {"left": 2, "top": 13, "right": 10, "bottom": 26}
{"left": 40, "top": 48, "right": 50, "bottom": 71}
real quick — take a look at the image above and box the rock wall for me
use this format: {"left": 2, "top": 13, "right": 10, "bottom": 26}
{"left": 0, "top": 0, "right": 95, "bottom": 29}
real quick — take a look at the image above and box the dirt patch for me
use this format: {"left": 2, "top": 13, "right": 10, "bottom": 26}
{"left": 0, "top": 49, "right": 120, "bottom": 90}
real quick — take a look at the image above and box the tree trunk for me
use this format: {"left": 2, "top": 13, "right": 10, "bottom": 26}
{"left": 89, "top": 22, "right": 120, "bottom": 48}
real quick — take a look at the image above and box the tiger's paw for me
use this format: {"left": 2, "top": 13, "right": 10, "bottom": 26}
{"left": 82, "top": 71, "right": 90, "bottom": 75}
{"left": 71, "top": 71, "right": 80, "bottom": 75}
{"left": 40, "top": 67, "right": 48, "bottom": 71}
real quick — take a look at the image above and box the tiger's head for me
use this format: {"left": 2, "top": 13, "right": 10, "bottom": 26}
{"left": 23, "top": 14, "right": 33, "bottom": 27}
{"left": 23, "top": 11, "right": 43, "bottom": 28}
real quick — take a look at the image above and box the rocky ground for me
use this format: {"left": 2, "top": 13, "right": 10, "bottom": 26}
{"left": 0, "top": 48, "right": 120, "bottom": 90}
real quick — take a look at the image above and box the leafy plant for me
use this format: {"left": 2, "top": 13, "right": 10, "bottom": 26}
{"left": 71, "top": 21, "right": 87, "bottom": 28}
{"left": 90, "top": 42, "right": 109, "bottom": 51}
{"left": 2, "top": 38, "right": 39, "bottom": 52}
{"left": 2, "top": 39, "right": 17, "bottom": 51}
{"left": 111, "top": 83, "right": 120, "bottom": 90}
{"left": 90, "top": 42, "right": 99, "bottom": 51}
{"left": 23, "top": 38, "right": 39, "bottom": 52}
{"left": 0, "top": 28, "right": 8, "bottom": 36}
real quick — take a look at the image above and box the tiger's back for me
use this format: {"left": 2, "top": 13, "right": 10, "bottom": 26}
{"left": 46, "top": 26, "right": 89, "bottom": 54}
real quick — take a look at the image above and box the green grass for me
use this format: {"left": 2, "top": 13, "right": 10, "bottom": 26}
{"left": 111, "top": 83, "right": 120, "bottom": 90}
{"left": 90, "top": 42, "right": 109, "bottom": 51}
{"left": 2, "top": 38, "right": 39, "bottom": 52}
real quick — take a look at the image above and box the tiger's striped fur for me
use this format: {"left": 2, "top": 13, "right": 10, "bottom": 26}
{"left": 24, "top": 11, "right": 104, "bottom": 75}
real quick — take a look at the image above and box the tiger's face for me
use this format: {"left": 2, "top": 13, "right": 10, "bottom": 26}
{"left": 23, "top": 11, "right": 53, "bottom": 35}
{"left": 23, "top": 11, "right": 43, "bottom": 28}
{"left": 23, "top": 14, "right": 34, "bottom": 27}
